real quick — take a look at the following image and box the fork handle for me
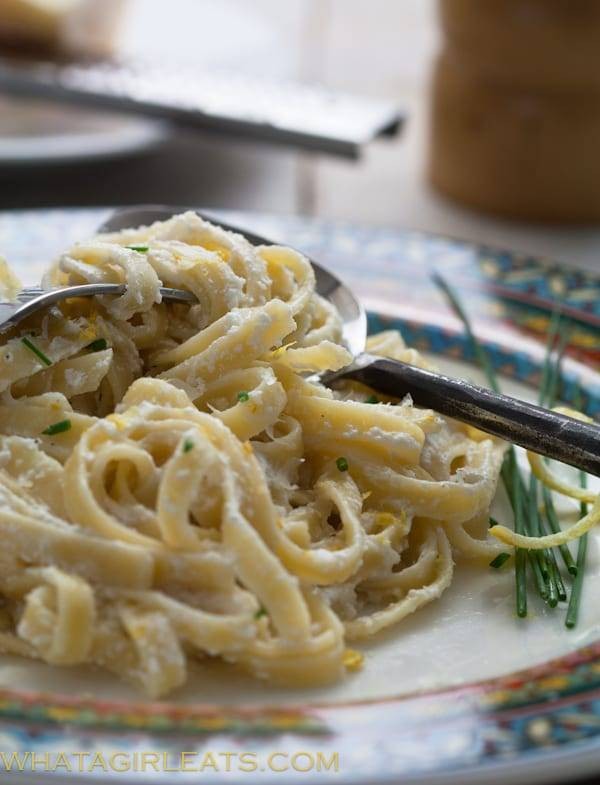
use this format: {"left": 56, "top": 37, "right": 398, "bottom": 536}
{"left": 323, "top": 354, "right": 600, "bottom": 476}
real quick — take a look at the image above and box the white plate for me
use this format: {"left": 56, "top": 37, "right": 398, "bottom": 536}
{"left": 0, "top": 208, "right": 598, "bottom": 785}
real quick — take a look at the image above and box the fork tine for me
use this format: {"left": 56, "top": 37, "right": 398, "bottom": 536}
{"left": 1, "top": 284, "right": 198, "bottom": 333}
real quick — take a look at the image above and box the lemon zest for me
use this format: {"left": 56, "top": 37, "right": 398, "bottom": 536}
{"left": 343, "top": 649, "right": 364, "bottom": 672}
{"left": 489, "top": 405, "right": 599, "bottom": 550}
{"left": 270, "top": 341, "right": 297, "bottom": 360}
{"left": 528, "top": 451, "right": 596, "bottom": 505}
{"left": 490, "top": 496, "right": 600, "bottom": 550}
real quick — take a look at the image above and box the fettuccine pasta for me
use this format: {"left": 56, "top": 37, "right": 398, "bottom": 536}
{"left": 0, "top": 212, "right": 505, "bottom": 697}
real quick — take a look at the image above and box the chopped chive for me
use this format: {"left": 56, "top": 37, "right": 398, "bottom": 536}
{"left": 490, "top": 552, "right": 511, "bottom": 569}
{"left": 336, "top": 457, "right": 349, "bottom": 472}
{"left": 365, "top": 395, "right": 379, "bottom": 404}
{"left": 182, "top": 438, "right": 194, "bottom": 453}
{"left": 86, "top": 338, "right": 108, "bottom": 352}
{"left": 126, "top": 245, "right": 149, "bottom": 253}
{"left": 21, "top": 336, "right": 51, "bottom": 366}
{"left": 237, "top": 391, "right": 250, "bottom": 402}
{"left": 254, "top": 606, "right": 267, "bottom": 620}
{"left": 42, "top": 419, "right": 71, "bottom": 436}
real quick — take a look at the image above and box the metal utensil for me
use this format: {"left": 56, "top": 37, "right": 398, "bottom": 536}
{"left": 0, "top": 56, "right": 403, "bottom": 159}
{"left": 0, "top": 283, "right": 196, "bottom": 334}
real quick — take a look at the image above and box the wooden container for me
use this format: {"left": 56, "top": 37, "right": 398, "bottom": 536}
{"left": 440, "top": 0, "right": 600, "bottom": 88}
{"left": 0, "top": 0, "right": 125, "bottom": 58}
{"left": 429, "top": 0, "right": 600, "bottom": 223}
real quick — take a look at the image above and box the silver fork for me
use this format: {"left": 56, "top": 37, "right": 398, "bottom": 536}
{"left": 0, "top": 283, "right": 197, "bottom": 334}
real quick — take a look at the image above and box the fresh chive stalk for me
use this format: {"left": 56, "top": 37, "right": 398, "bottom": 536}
{"left": 545, "top": 563, "right": 559, "bottom": 607}
{"left": 511, "top": 455, "right": 529, "bottom": 616}
{"left": 504, "top": 306, "right": 571, "bottom": 607}
{"left": 434, "top": 276, "right": 591, "bottom": 623}
{"left": 531, "top": 307, "right": 568, "bottom": 605}
{"left": 544, "top": 327, "right": 575, "bottom": 601}
{"left": 542, "top": 486, "right": 577, "bottom": 576}
{"left": 434, "top": 273, "right": 527, "bottom": 615}
{"left": 546, "top": 546, "right": 567, "bottom": 603}
{"left": 538, "top": 308, "right": 562, "bottom": 403}
{"left": 528, "top": 474, "right": 549, "bottom": 580}
{"left": 540, "top": 331, "right": 578, "bottom": 578}
{"left": 566, "top": 386, "right": 589, "bottom": 629}
{"left": 526, "top": 465, "right": 560, "bottom": 605}
{"left": 432, "top": 273, "right": 499, "bottom": 393}
{"left": 566, "top": 529, "right": 588, "bottom": 629}
{"left": 544, "top": 329, "right": 571, "bottom": 410}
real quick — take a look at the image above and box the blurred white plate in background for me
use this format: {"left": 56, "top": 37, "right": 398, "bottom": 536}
{"left": 0, "top": 95, "right": 168, "bottom": 166}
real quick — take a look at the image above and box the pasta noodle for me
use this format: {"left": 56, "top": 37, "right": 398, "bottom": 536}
{"left": 0, "top": 212, "right": 505, "bottom": 697}
{"left": 490, "top": 407, "right": 600, "bottom": 550}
